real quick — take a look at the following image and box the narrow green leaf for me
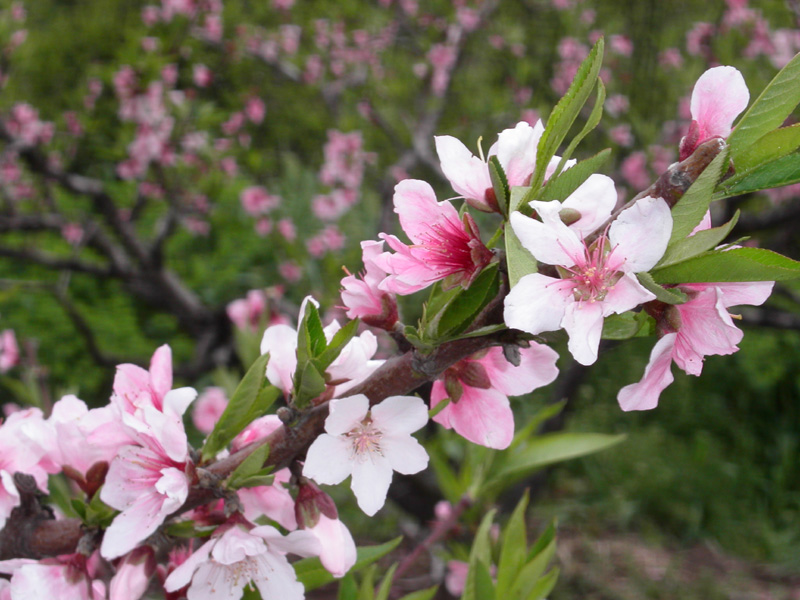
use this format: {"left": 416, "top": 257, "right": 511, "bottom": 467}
{"left": 735, "top": 123, "right": 800, "bottom": 172}
{"left": 164, "top": 520, "right": 216, "bottom": 538}
{"left": 728, "top": 51, "right": 800, "bottom": 164}
{"left": 227, "top": 442, "right": 270, "bottom": 488}
{"left": 374, "top": 564, "right": 398, "bottom": 600}
{"left": 636, "top": 272, "right": 689, "bottom": 305}
{"left": 427, "top": 443, "right": 464, "bottom": 504}
{"left": 397, "top": 586, "right": 439, "bottom": 600}
{"left": 484, "top": 433, "right": 626, "bottom": 495}
{"left": 714, "top": 152, "right": 800, "bottom": 199}
{"left": 669, "top": 147, "right": 730, "bottom": 243}
{"left": 523, "top": 567, "right": 559, "bottom": 600}
{"left": 358, "top": 566, "right": 377, "bottom": 600}
{"left": 316, "top": 318, "right": 359, "bottom": 371}
{"left": 232, "top": 472, "right": 276, "bottom": 489}
{"left": 293, "top": 360, "right": 327, "bottom": 409}
{"left": 523, "top": 37, "right": 604, "bottom": 206}
{"left": 656, "top": 211, "right": 740, "bottom": 269}
{"left": 434, "top": 265, "right": 499, "bottom": 338}
{"left": 508, "top": 537, "right": 556, "bottom": 600}
{"left": 463, "top": 510, "right": 497, "bottom": 600}
{"left": 652, "top": 246, "right": 800, "bottom": 283}
{"left": 489, "top": 155, "right": 510, "bottom": 217}
{"left": 496, "top": 491, "right": 530, "bottom": 598}
{"left": 474, "top": 561, "right": 497, "bottom": 600}
{"left": 446, "top": 324, "right": 507, "bottom": 342}
{"left": 295, "top": 537, "right": 403, "bottom": 592}
{"left": 505, "top": 225, "right": 538, "bottom": 288}
{"left": 297, "top": 301, "right": 326, "bottom": 361}
{"left": 528, "top": 521, "right": 557, "bottom": 560}
{"left": 202, "top": 353, "right": 277, "bottom": 460}
{"left": 538, "top": 149, "right": 612, "bottom": 202}
{"left": 338, "top": 574, "right": 359, "bottom": 600}
{"left": 547, "top": 78, "right": 606, "bottom": 184}
{"left": 428, "top": 397, "right": 450, "bottom": 418}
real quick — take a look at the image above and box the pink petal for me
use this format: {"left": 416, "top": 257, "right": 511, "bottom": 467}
{"left": 435, "top": 385, "right": 514, "bottom": 449}
{"left": 303, "top": 434, "right": 352, "bottom": 485}
{"left": 260, "top": 324, "right": 298, "bottom": 395}
{"left": 350, "top": 454, "right": 393, "bottom": 516}
{"left": 325, "top": 395, "right": 369, "bottom": 436}
{"left": 690, "top": 66, "right": 749, "bottom": 140}
{"left": 486, "top": 343, "right": 560, "bottom": 397}
{"left": 163, "top": 539, "right": 214, "bottom": 592}
{"left": 435, "top": 135, "right": 492, "bottom": 203}
{"left": 494, "top": 121, "right": 543, "bottom": 186}
{"left": 100, "top": 491, "right": 172, "bottom": 559}
{"left": 601, "top": 273, "right": 656, "bottom": 317}
{"left": 381, "top": 435, "right": 429, "bottom": 474}
{"left": 310, "top": 515, "right": 357, "bottom": 578}
{"left": 510, "top": 206, "right": 583, "bottom": 267}
{"left": 617, "top": 334, "right": 677, "bottom": 411}
{"left": 149, "top": 345, "right": 173, "bottom": 402}
{"left": 393, "top": 179, "right": 455, "bottom": 244}
{"left": 716, "top": 281, "right": 774, "bottom": 308}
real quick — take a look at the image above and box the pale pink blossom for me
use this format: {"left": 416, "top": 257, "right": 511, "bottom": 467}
{"left": 618, "top": 281, "right": 773, "bottom": 411}
{"left": 240, "top": 186, "right": 280, "bottom": 216}
{"left": 505, "top": 193, "right": 672, "bottom": 365}
{"left": 0, "top": 555, "right": 105, "bottom": 600}
{"left": 341, "top": 239, "right": 397, "bottom": 328}
{"left": 0, "top": 330, "right": 19, "bottom": 373}
{"left": 445, "top": 560, "right": 469, "bottom": 596}
{"left": 295, "top": 481, "right": 356, "bottom": 577}
{"left": 193, "top": 64, "right": 213, "bottom": 87}
{"left": 245, "top": 97, "right": 266, "bottom": 123}
{"left": 227, "top": 289, "right": 267, "bottom": 332}
{"left": 192, "top": 387, "right": 228, "bottom": 434}
{"left": 679, "top": 66, "right": 749, "bottom": 160}
{"left": 303, "top": 394, "right": 429, "bottom": 516}
{"left": 374, "top": 180, "right": 493, "bottom": 294}
{"left": 109, "top": 546, "right": 154, "bottom": 600}
{"left": 164, "top": 523, "right": 319, "bottom": 600}
{"left": 431, "top": 344, "right": 559, "bottom": 449}
{"left": 279, "top": 260, "right": 302, "bottom": 282}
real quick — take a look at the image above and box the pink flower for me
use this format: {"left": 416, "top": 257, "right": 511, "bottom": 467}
{"left": 375, "top": 180, "right": 493, "bottom": 294}
{"left": 0, "top": 330, "right": 19, "bottom": 373}
{"left": 435, "top": 121, "right": 544, "bottom": 213}
{"left": 164, "top": 523, "right": 319, "bottom": 600}
{"left": 679, "top": 66, "right": 749, "bottom": 160}
{"left": 340, "top": 240, "right": 397, "bottom": 328}
{"left": 505, "top": 193, "right": 672, "bottom": 366}
{"left": 295, "top": 481, "right": 356, "bottom": 577}
{"left": 245, "top": 97, "right": 266, "bottom": 123}
{"left": 109, "top": 547, "right": 154, "bottom": 600}
{"left": 226, "top": 289, "right": 267, "bottom": 332}
{"left": 191, "top": 387, "right": 228, "bottom": 434}
{"left": 431, "top": 344, "right": 559, "bottom": 449}
{"left": 0, "top": 555, "right": 105, "bottom": 600}
{"left": 192, "top": 64, "right": 213, "bottom": 87}
{"left": 617, "top": 281, "right": 773, "bottom": 411}
{"left": 240, "top": 185, "right": 280, "bottom": 216}
{"left": 303, "top": 394, "right": 429, "bottom": 516}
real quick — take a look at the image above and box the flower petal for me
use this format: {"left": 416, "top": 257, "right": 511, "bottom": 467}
{"left": 381, "top": 435, "right": 429, "bottom": 474}
{"left": 563, "top": 300, "right": 604, "bottom": 366}
{"left": 325, "top": 395, "right": 369, "bottom": 436}
{"left": 510, "top": 207, "right": 583, "bottom": 267}
{"left": 691, "top": 66, "right": 749, "bottom": 140}
{"left": 350, "top": 454, "right": 393, "bottom": 516}
{"left": 370, "top": 395, "right": 428, "bottom": 435}
{"left": 303, "top": 434, "right": 353, "bottom": 486}
{"left": 609, "top": 196, "right": 672, "bottom": 272}
{"left": 504, "top": 273, "right": 571, "bottom": 336}
{"left": 494, "top": 121, "right": 542, "bottom": 187}
{"left": 617, "top": 334, "right": 677, "bottom": 411}
{"left": 435, "top": 135, "right": 492, "bottom": 203}
{"left": 561, "top": 174, "right": 617, "bottom": 236}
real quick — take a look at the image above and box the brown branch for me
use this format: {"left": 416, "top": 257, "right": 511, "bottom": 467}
{"left": 0, "top": 245, "right": 112, "bottom": 276}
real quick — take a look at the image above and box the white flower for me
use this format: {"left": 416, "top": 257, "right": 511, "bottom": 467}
{"left": 303, "top": 394, "right": 429, "bottom": 516}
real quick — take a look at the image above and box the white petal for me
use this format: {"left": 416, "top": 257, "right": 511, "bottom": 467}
{"left": 381, "top": 435, "right": 429, "bottom": 475}
{"left": 504, "top": 273, "right": 571, "bottom": 335}
{"left": 563, "top": 301, "right": 604, "bottom": 366}
{"left": 561, "top": 174, "right": 617, "bottom": 236}
{"left": 325, "top": 395, "right": 369, "bottom": 436}
{"left": 435, "top": 135, "right": 492, "bottom": 201}
{"left": 370, "top": 395, "right": 428, "bottom": 435}
{"left": 351, "top": 454, "right": 393, "bottom": 516}
{"left": 494, "top": 121, "right": 542, "bottom": 186}
{"left": 510, "top": 208, "right": 583, "bottom": 267}
{"left": 260, "top": 324, "right": 298, "bottom": 395}
{"left": 163, "top": 387, "right": 197, "bottom": 417}
{"left": 609, "top": 196, "right": 672, "bottom": 272}
{"left": 303, "top": 434, "right": 352, "bottom": 485}
{"left": 617, "top": 334, "right": 677, "bottom": 411}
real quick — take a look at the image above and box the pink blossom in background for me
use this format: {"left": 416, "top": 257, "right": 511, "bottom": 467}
{"left": 192, "top": 64, "right": 212, "bottom": 87}
{"left": 10, "top": 2, "right": 25, "bottom": 21}
{"left": 649, "top": 144, "right": 675, "bottom": 175}
{"left": 222, "top": 111, "right": 245, "bottom": 135}
{"left": 445, "top": 560, "right": 470, "bottom": 596}
{"left": 506, "top": 194, "right": 672, "bottom": 366}
{"left": 277, "top": 218, "right": 297, "bottom": 241}
{"left": 456, "top": 7, "right": 480, "bottom": 31}
{"left": 620, "top": 151, "right": 650, "bottom": 190}
{"left": 609, "top": 34, "right": 634, "bottom": 56}
{"left": 431, "top": 344, "right": 559, "bottom": 449}
{"left": 659, "top": 47, "right": 684, "bottom": 69}
{"left": 273, "top": 0, "right": 295, "bottom": 9}
{"left": 605, "top": 94, "right": 630, "bottom": 118}
{"left": 164, "top": 524, "right": 319, "bottom": 600}
{"left": 319, "top": 130, "right": 373, "bottom": 190}
{"left": 280, "top": 24, "right": 302, "bottom": 55}
{"left": 161, "top": 63, "right": 178, "bottom": 86}
{"left": 220, "top": 156, "right": 238, "bottom": 176}
{"left": 341, "top": 239, "right": 397, "bottom": 329}
{"left": 227, "top": 289, "right": 268, "bottom": 332}
{"left": 0, "top": 330, "right": 19, "bottom": 373}
{"left": 609, "top": 124, "right": 634, "bottom": 147}
{"left": 202, "top": 13, "right": 223, "bottom": 41}
{"left": 161, "top": 0, "right": 196, "bottom": 21}
{"left": 312, "top": 189, "right": 357, "bottom": 221}
{"left": 191, "top": 387, "right": 228, "bottom": 434}
{"left": 375, "top": 179, "right": 493, "bottom": 294}
{"left": 303, "top": 394, "right": 429, "bottom": 516}
{"left": 245, "top": 97, "right": 266, "bottom": 123}
{"left": 428, "top": 43, "right": 456, "bottom": 96}
{"left": 240, "top": 185, "right": 280, "bottom": 216}
{"left": 686, "top": 22, "right": 715, "bottom": 56}
{"left": 279, "top": 260, "right": 302, "bottom": 282}
{"left": 6, "top": 103, "right": 53, "bottom": 146}
{"left": 770, "top": 29, "right": 800, "bottom": 69}
{"left": 61, "top": 222, "right": 84, "bottom": 245}
{"left": 304, "top": 54, "right": 324, "bottom": 83}
{"left": 142, "top": 5, "right": 160, "bottom": 26}
{"left": 255, "top": 217, "right": 272, "bottom": 236}
{"left": 679, "top": 66, "right": 749, "bottom": 160}
{"left": 141, "top": 36, "right": 159, "bottom": 52}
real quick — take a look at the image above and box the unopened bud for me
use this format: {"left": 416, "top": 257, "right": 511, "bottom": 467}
{"left": 558, "top": 207, "right": 582, "bottom": 226}
{"left": 295, "top": 480, "right": 338, "bottom": 529}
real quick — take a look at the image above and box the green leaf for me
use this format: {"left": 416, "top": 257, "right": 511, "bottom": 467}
{"left": 657, "top": 211, "right": 740, "bottom": 269}
{"left": 428, "top": 397, "right": 450, "bottom": 418}
{"left": 601, "top": 311, "right": 652, "bottom": 340}
{"left": 508, "top": 536, "right": 556, "bottom": 600}
{"left": 374, "top": 564, "right": 398, "bottom": 600}
{"left": 70, "top": 498, "right": 87, "bottom": 521}
{"left": 714, "top": 152, "right": 800, "bottom": 199}
{"left": 462, "top": 510, "right": 497, "bottom": 600}
{"left": 295, "top": 537, "right": 403, "bottom": 592}
{"left": 636, "top": 272, "right": 689, "bottom": 304}
{"left": 528, "top": 521, "right": 557, "bottom": 559}
{"left": 227, "top": 442, "right": 270, "bottom": 488}
{"left": 293, "top": 360, "right": 327, "bottom": 409}
{"left": 231, "top": 472, "right": 276, "bottom": 489}
{"left": 489, "top": 155, "right": 510, "bottom": 217}
{"left": 505, "top": 222, "right": 538, "bottom": 288}
{"left": 728, "top": 51, "right": 800, "bottom": 165}
{"left": 427, "top": 443, "right": 464, "bottom": 504}
{"left": 317, "top": 318, "right": 360, "bottom": 371}
{"left": 522, "top": 37, "right": 604, "bottom": 207}
{"left": 427, "top": 265, "right": 500, "bottom": 340}
{"left": 651, "top": 247, "right": 800, "bottom": 283}
{"left": 546, "top": 78, "right": 606, "bottom": 184}
{"left": 496, "top": 491, "right": 530, "bottom": 598}
{"left": 483, "top": 433, "right": 626, "bottom": 495}
{"left": 669, "top": 147, "right": 730, "bottom": 244}
{"left": 538, "top": 149, "right": 612, "bottom": 203}
{"left": 338, "top": 574, "right": 359, "bottom": 600}
{"left": 397, "top": 586, "right": 439, "bottom": 600}
{"left": 85, "top": 488, "right": 115, "bottom": 528}
{"left": 735, "top": 123, "right": 800, "bottom": 172}
{"left": 202, "top": 353, "right": 278, "bottom": 460}
{"left": 297, "top": 300, "right": 326, "bottom": 362}
{"left": 474, "top": 561, "right": 497, "bottom": 600}
{"left": 523, "top": 568, "right": 559, "bottom": 600}
{"left": 164, "top": 520, "right": 216, "bottom": 538}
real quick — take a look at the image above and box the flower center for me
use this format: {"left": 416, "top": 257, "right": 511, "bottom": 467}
{"left": 563, "top": 235, "right": 623, "bottom": 303}
{"left": 345, "top": 417, "right": 383, "bottom": 461}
